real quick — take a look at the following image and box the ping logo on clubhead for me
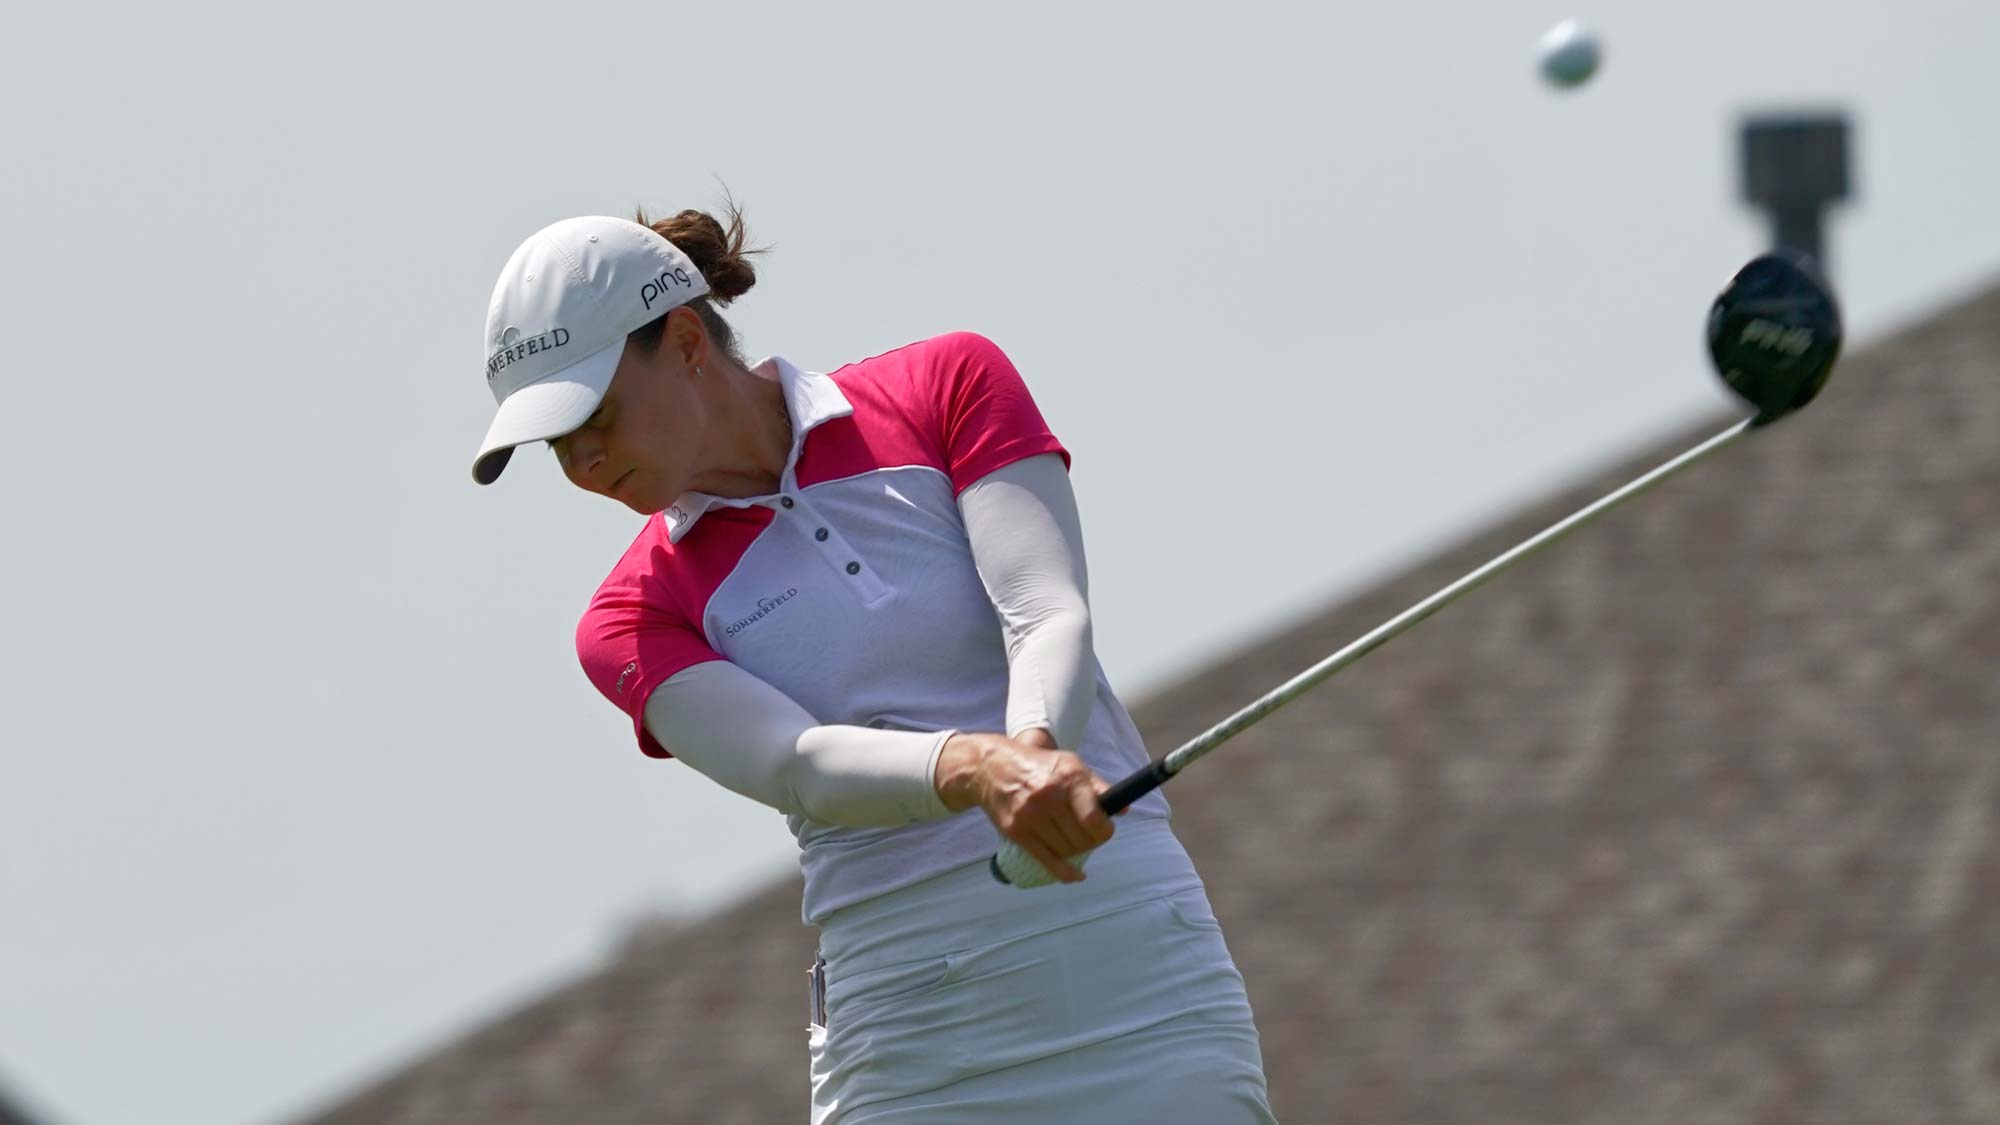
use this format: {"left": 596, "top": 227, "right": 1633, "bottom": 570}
{"left": 1739, "top": 318, "right": 1814, "bottom": 357}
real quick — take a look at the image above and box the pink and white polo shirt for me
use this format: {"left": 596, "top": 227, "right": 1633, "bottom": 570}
{"left": 576, "top": 332, "right": 1166, "bottom": 921}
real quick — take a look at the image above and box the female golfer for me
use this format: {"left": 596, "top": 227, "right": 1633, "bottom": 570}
{"left": 471, "top": 208, "right": 1276, "bottom": 1123}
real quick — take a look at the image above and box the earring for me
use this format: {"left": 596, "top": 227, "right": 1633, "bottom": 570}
{"left": 695, "top": 365, "right": 705, "bottom": 378}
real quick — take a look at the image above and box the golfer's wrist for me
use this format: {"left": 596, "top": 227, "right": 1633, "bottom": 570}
{"left": 933, "top": 732, "right": 997, "bottom": 813}
{"left": 1012, "top": 727, "right": 1058, "bottom": 751}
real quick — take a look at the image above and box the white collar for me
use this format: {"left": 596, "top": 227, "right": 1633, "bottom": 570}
{"left": 659, "top": 356, "right": 854, "bottom": 543}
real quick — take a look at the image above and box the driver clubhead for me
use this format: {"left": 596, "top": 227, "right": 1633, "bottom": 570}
{"left": 1706, "top": 250, "right": 1843, "bottom": 427}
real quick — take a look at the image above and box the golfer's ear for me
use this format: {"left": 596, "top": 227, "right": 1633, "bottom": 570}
{"left": 662, "top": 306, "right": 709, "bottom": 375}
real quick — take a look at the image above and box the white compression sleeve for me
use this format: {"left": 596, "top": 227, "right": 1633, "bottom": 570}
{"left": 958, "top": 453, "right": 1096, "bottom": 749}
{"left": 644, "top": 662, "right": 954, "bottom": 827}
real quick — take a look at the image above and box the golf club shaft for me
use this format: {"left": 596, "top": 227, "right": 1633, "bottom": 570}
{"left": 1138, "top": 418, "right": 1753, "bottom": 796}
{"left": 991, "top": 418, "right": 1752, "bottom": 886}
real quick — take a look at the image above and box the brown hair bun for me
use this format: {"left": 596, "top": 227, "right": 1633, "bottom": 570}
{"left": 635, "top": 202, "right": 762, "bottom": 305}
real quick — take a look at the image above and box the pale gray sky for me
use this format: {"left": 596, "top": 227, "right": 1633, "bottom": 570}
{"left": 3, "top": 2, "right": 1996, "bottom": 1122}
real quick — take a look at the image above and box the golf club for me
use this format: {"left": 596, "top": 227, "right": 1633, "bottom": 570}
{"left": 992, "top": 250, "right": 1844, "bottom": 888}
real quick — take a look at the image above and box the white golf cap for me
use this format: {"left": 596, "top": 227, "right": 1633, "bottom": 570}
{"left": 472, "top": 216, "right": 710, "bottom": 484}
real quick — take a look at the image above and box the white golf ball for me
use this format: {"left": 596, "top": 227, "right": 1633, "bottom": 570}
{"left": 1538, "top": 20, "right": 1601, "bottom": 89}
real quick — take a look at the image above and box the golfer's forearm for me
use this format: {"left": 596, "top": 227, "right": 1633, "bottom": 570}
{"left": 1000, "top": 613, "right": 1093, "bottom": 748}
{"left": 960, "top": 455, "right": 1097, "bottom": 749}
{"left": 645, "top": 662, "right": 954, "bottom": 826}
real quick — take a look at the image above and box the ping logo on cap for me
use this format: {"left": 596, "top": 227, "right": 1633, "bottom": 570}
{"left": 641, "top": 267, "right": 697, "bottom": 310}
{"left": 487, "top": 325, "right": 572, "bottom": 381}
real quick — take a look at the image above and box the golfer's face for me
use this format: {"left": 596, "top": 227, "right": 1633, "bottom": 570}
{"left": 550, "top": 351, "right": 698, "bottom": 515}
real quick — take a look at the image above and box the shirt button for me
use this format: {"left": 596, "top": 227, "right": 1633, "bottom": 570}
{"left": 845, "top": 562, "right": 861, "bottom": 575}
{"left": 780, "top": 497, "right": 795, "bottom": 509}
{"left": 815, "top": 528, "right": 829, "bottom": 542}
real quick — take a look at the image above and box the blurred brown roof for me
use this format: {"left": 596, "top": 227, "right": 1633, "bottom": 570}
{"left": 296, "top": 279, "right": 2000, "bottom": 1124}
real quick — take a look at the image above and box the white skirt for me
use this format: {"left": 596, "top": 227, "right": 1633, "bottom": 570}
{"left": 808, "top": 817, "right": 1276, "bottom": 1124}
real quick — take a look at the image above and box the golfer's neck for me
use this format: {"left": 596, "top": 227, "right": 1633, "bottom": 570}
{"left": 692, "top": 375, "right": 794, "bottom": 499}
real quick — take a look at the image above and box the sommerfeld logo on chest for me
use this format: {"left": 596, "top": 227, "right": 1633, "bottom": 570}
{"left": 725, "top": 588, "right": 801, "bottom": 637}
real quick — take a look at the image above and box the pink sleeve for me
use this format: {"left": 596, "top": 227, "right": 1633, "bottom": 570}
{"left": 575, "top": 578, "right": 722, "bottom": 759}
{"left": 930, "top": 332, "right": 1071, "bottom": 494}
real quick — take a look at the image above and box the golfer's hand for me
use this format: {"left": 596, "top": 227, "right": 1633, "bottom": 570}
{"left": 934, "top": 731, "right": 1114, "bottom": 883}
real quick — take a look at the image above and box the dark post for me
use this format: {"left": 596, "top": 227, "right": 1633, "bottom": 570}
{"left": 1740, "top": 112, "right": 1852, "bottom": 271}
